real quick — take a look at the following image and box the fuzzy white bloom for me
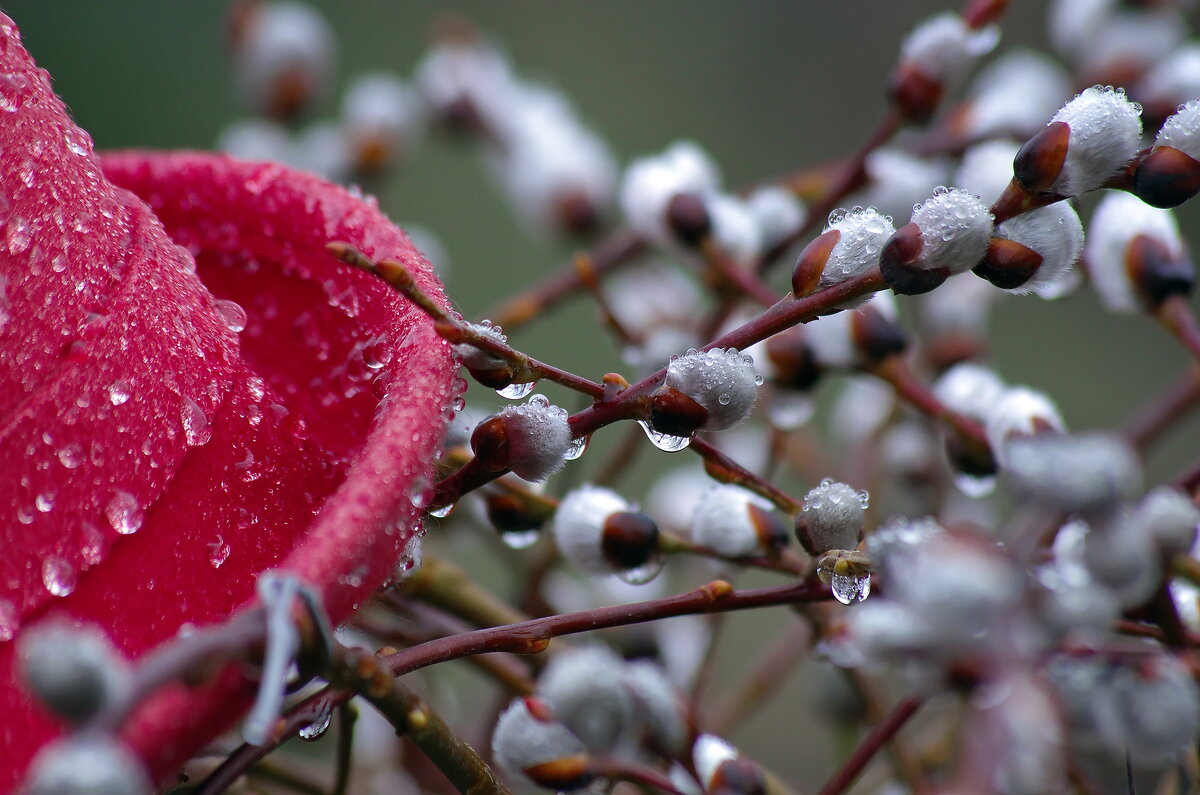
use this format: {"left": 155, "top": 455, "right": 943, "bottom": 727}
{"left": 25, "top": 735, "right": 151, "bottom": 795}
{"left": 20, "top": 622, "right": 129, "bottom": 725}
{"left": 216, "top": 119, "right": 293, "bottom": 165}
{"left": 954, "top": 139, "right": 1020, "bottom": 206}
{"left": 934, "top": 362, "right": 1006, "bottom": 421}
{"left": 623, "top": 660, "right": 688, "bottom": 754}
{"left": 856, "top": 149, "right": 950, "bottom": 223}
{"left": 235, "top": 2, "right": 335, "bottom": 116}
{"left": 1154, "top": 99, "right": 1200, "bottom": 162}
{"left": 492, "top": 698, "right": 587, "bottom": 784}
{"left": 900, "top": 12, "right": 998, "bottom": 88}
{"left": 985, "top": 386, "right": 1066, "bottom": 468}
{"left": 1085, "top": 192, "right": 1184, "bottom": 313}
{"left": 292, "top": 121, "right": 351, "bottom": 181}
{"left": 537, "top": 645, "right": 635, "bottom": 752}
{"left": 691, "top": 484, "right": 776, "bottom": 557}
{"left": 1048, "top": 86, "right": 1143, "bottom": 197}
{"left": 919, "top": 272, "right": 1001, "bottom": 335}
{"left": 909, "top": 187, "right": 993, "bottom": 274}
{"left": 1048, "top": 0, "right": 1113, "bottom": 62}
{"left": 489, "top": 83, "right": 617, "bottom": 232}
{"left": 830, "top": 376, "right": 896, "bottom": 445}
{"left": 553, "top": 484, "right": 630, "bottom": 575}
{"left": 663, "top": 348, "right": 761, "bottom": 431}
{"left": 962, "top": 50, "right": 1071, "bottom": 141}
{"left": 706, "top": 193, "right": 762, "bottom": 267}
{"left": 746, "top": 186, "right": 806, "bottom": 250}
{"left": 692, "top": 734, "right": 741, "bottom": 791}
{"left": 414, "top": 36, "right": 519, "bottom": 130}
{"left": 619, "top": 141, "right": 721, "bottom": 248}
{"left": 1003, "top": 433, "right": 1142, "bottom": 513}
{"left": 818, "top": 207, "right": 896, "bottom": 290}
{"left": 341, "top": 73, "right": 424, "bottom": 155}
{"left": 486, "top": 395, "right": 572, "bottom": 482}
{"left": 1135, "top": 486, "right": 1200, "bottom": 555}
{"left": 1051, "top": 0, "right": 1184, "bottom": 77}
{"left": 798, "top": 479, "right": 868, "bottom": 553}
{"left": 1138, "top": 44, "right": 1200, "bottom": 112}
{"left": 804, "top": 292, "right": 899, "bottom": 369}
{"left": 647, "top": 466, "right": 712, "bottom": 534}
{"left": 994, "top": 202, "right": 1085, "bottom": 298}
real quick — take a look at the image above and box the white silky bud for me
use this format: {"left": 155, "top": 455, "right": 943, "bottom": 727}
{"left": 829, "top": 376, "right": 895, "bottom": 445}
{"left": 19, "top": 622, "right": 129, "bottom": 725}
{"left": 934, "top": 362, "right": 1006, "bottom": 422}
{"left": 962, "top": 50, "right": 1071, "bottom": 142}
{"left": 25, "top": 735, "right": 151, "bottom": 795}
{"left": 994, "top": 202, "right": 1085, "bottom": 298}
{"left": 454, "top": 320, "right": 508, "bottom": 372}
{"left": 900, "top": 12, "right": 998, "bottom": 90}
{"left": 488, "top": 395, "right": 572, "bottom": 482}
{"left": 1153, "top": 99, "right": 1200, "bottom": 162}
{"left": 692, "top": 734, "right": 740, "bottom": 792}
{"left": 623, "top": 660, "right": 689, "bottom": 755}
{"left": 746, "top": 186, "right": 806, "bottom": 251}
{"left": 1002, "top": 433, "right": 1141, "bottom": 513}
{"left": 955, "top": 139, "right": 1020, "bottom": 206}
{"left": 691, "top": 484, "right": 779, "bottom": 558}
{"left": 663, "top": 348, "right": 761, "bottom": 431}
{"left": 216, "top": 119, "right": 293, "bottom": 165}
{"left": 341, "top": 73, "right": 423, "bottom": 162}
{"left": 908, "top": 187, "right": 993, "bottom": 274}
{"left": 1047, "top": 86, "right": 1143, "bottom": 197}
{"left": 856, "top": 149, "right": 950, "bottom": 223}
{"left": 865, "top": 516, "right": 944, "bottom": 581}
{"left": 553, "top": 484, "right": 631, "bottom": 575}
{"left": 819, "top": 207, "right": 896, "bottom": 291}
{"left": 235, "top": 2, "right": 334, "bottom": 117}
{"left": 707, "top": 193, "right": 763, "bottom": 267}
{"left": 1052, "top": 0, "right": 1184, "bottom": 79}
{"left": 292, "top": 121, "right": 351, "bottom": 182}
{"left": 1113, "top": 653, "right": 1200, "bottom": 763}
{"left": 1134, "top": 486, "right": 1200, "bottom": 555}
{"left": 1085, "top": 192, "right": 1185, "bottom": 313}
{"left": 1047, "top": 0, "right": 1112, "bottom": 62}
{"left": 619, "top": 141, "right": 720, "bottom": 248}
{"left": 804, "top": 292, "right": 899, "bottom": 369}
{"left": 985, "top": 386, "right": 1065, "bottom": 469}
{"left": 491, "top": 697, "right": 588, "bottom": 786}
{"left": 537, "top": 645, "right": 635, "bottom": 752}
{"left": 919, "top": 272, "right": 1000, "bottom": 336}
{"left": 1138, "top": 44, "right": 1200, "bottom": 114}
{"left": 1083, "top": 515, "right": 1160, "bottom": 608}
{"left": 798, "top": 479, "right": 868, "bottom": 554}
{"left": 414, "top": 36, "right": 518, "bottom": 131}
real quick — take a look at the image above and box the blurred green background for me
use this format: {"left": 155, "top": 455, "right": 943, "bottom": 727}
{"left": 6, "top": 1, "right": 1200, "bottom": 788}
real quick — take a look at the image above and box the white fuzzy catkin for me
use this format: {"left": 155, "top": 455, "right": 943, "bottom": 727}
{"left": 706, "top": 193, "right": 763, "bottom": 267}
{"left": 619, "top": 141, "right": 721, "bottom": 248}
{"left": 934, "top": 362, "right": 1006, "bottom": 421}
{"left": 552, "top": 484, "right": 631, "bottom": 575}
{"left": 804, "top": 292, "right": 899, "bottom": 370}
{"left": 1002, "top": 433, "right": 1142, "bottom": 513}
{"left": 994, "top": 202, "right": 1085, "bottom": 298}
{"left": 492, "top": 698, "right": 587, "bottom": 782}
{"left": 341, "top": 73, "right": 423, "bottom": 154}
{"left": 537, "top": 645, "right": 635, "bottom": 752}
{"left": 691, "top": 484, "right": 775, "bottom": 557}
{"left": 1134, "top": 486, "right": 1200, "bottom": 555}
{"left": 663, "top": 348, "right": 761, "bottom": 431}
{"left": 900, "top": 12, "right": 998, "bottom": 88}
{"left": 25, "top": 735, "right": 151, "bottom": 795}
{"left": 491, "top": 395, "right": 572, "bottom": 482}
{"left": 623, "top": 660, "right": 689, "bottom": 755}
{"left": 818, "top": 207, "right": 896, "bottom": 290}
{"left": 1085, "top": 192, "right": 1184, "bottom": 313}
{"left": 954, "top": 139, "right": 1021, "bottom": 206}
{"left": 454, "top": 321, "right": 508, "bottom": 371}
{"left": 235, "top": 2, "right": 335, "bottom": 115}
{"left": 1048, "top": 86, "right": 1143, "bottom": 197}
{"left": 414, "top": 36, "right": 519, "bottom": 131}
{"left": 1154, "top": 99, "right": 1200, "bottom": 162}
{"left": 800, "top": 479, "right": 869, "bottom": 553}
{"left": 19, "top": 622, "right": 129, "bottom": 725}
{"left": 963, "top": 50, "right": 1071, "bottom": 141}
{"left": 1138, "top": 44, "right": 1200, "bottom": 111}
{"left": 692, "top": 734, "right": 741, "bottom": 791}
{"left": 985, "top": 386, "right": 1066, "bottom": 468}
{"left": 746, "top": 186, "right": 806, "bottom": 250}
{"left": 910, "top": 187, "right": 993, "bottom": 274}
{"left": 856, "top": 149, "right": 950, "bottom": 223}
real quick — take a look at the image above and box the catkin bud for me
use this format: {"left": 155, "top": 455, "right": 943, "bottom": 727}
{"left": 795, "top": 479, "right": 868, "bottom": 555}
{"left": 471, "top": 395, "right": 572, "bottom": 482}
{"left": 792, "top": 207, "right": 895, "bottom": 297}
{"left": 414, "top": 30, "right": 518, "bottom": 135}
{"left": 19, "top": 621, "right": 129, "bottom": 725}
{"left": 889, "top": 12, "right": 998, "bottom": 123}
{"left": 619, "top": 141, "right": 720, "bottom": 248}
{"left": 1014, "top": 86, "right": 1142, "bottom": 198}
{"left": 24, "top": 734, "right": 151, "bottom": 795}
{"left": 340, "top": 73, "right": 423, "bottom": 175}
{"left": 879, "top": 187, "right": 993, "bottom": 294}
{"left": 1002, "top": 432, "right": 1141, "bottom": 513}
{"left": 985, "top": 386, "right": 1065, "bottom": 469}
{"left": 1136, "top": 43, "right": 1200, "bottom": 128}
{"left": 655, "top": 348, "right": 761, "bottom": 434}
{"left": 537, "top": 645, "right": 635, "bottom": 752}
{"left": 492, "top": 697, "right": 592, "bottom": 790}
{"left": 957, "top": 50, "right": 1071, "bottom": 143}
{"left": 691, "top": 485, "right": 787, "bottom": 558}
{"left": 623, "top": 660, "right": 690, "bottom": 755}
{"left": 1134, "top": 99, "right": 1200, "bottom": 209}
{"left": 454, "top": 321, "right": 514, "bottom": 389}
{"left": 855, "top": 149, "right": 950, "bottom": 223}
{"left": 233, "top": 2, "right": 335, "bottom": 120}
{"left": 746, "top": 186, "right": 806, "bottom": 252}
{"left": 804, "top": 293, "right": 906, "bottom": 369}
{"left": 1085, "top": 192, "right": 1194, "bottom": 313}
{"left": 553, "top": 484, "right": 662, "bottom": 580}
{"left": 954, "top": 139, "right": 1021, "bottom": 205}
{"left": 1133, "top": 486, "right": 1200, "bottom": 555}
{"left": 975, "top": 202, "right": 1084, "bottom": 296}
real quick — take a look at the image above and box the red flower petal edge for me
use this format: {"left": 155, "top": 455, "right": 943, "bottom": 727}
{"left": 0, "top": 16, "right": 457, "bottom": 789}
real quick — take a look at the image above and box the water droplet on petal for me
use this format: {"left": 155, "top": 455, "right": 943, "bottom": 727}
{"left": 107, "top": 380, "right": 131, "bottom": 406}
{"left": 497, "top": 381, "right": 536, "bottom": 400}
{"left": 0, "top": 600, "right": 18, "bottom": 642}
{"left": 56, "top": 442, "right": 83, "bottom": 469}
{"left": 637, "top": 420, "right": 691, "bottom": 452}
{"left": 105, "top": 490, "right": 143, "bottom": 535}
{"left": 215, "top": 299, "right": 248, "bottom": 333}
{"left": 42, "top": 556, "right": 77, "bottom": 597}
{"left": 831, "top": 571, "right": 871, "bottom": 605}
{"left": 208, "top": 535, "right": 231, "bottom": 569}
{"left": 180, "top": 397, "right": 212, "bottom": 447}
{"left": 408, "top": 475, "right": 433, "bottom": 509}
{"left": 34, "top": 492, "right": 54, "bottom": 513}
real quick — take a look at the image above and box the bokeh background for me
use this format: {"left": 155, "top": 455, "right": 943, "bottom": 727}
{"left": 5, "top": 1, "right": 1200, "bottom": 789}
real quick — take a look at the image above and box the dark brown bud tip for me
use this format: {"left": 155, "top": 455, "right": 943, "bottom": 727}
{"left": 666, "top": 192, "right": 712, "bottom": 247}
{"left": 463, "top": 362, "right": 515, "bottom": 390}
{"left": 470, "top": 416, "right": 510, "bottom": 472}
{"left": 601, "top": 511, "right": 660, "bottom": 569}
{"left": 963, "top": 0, "right": 1009, "bottom": 28}
{"left": 888, "top": 62, "right": 944, "bottom": 125}
{"left": 556, "top": 189, "right": 602, "bottom": 237}
{"left": 973, "top": 236, "right": 1044, "bottom": 289}
{"left": 1126, "top": 233, "right": 1195, "bottom": 308}
{"left": 945, "top": 433, "right": 997, "bottom": 479}
{"left": 852, "top": 303, "right": 908, "bottom": 361}
{"left": 649, "top": 387, "right": 709, "bottom": 438}
{"left": 1014, "top": 121, "right": 1070, "bottom": 194}
{"left": 791, "top": 228, "right": 841, "bottom": 297}
{"left": 765, "top": 327, "right": 823, "bottom": 391}
{"left": 747, "top": 503, "right": 790, "bottom": 552}
{"left": 1133, "top": 146, "right": 1200, "bottom": 209}
{"left": 485, "top": 493, "right": 545, "bottom": 534}
{"left": 710, "top": 757, "right": 768, "bottom": 795}
{"left": 524, "top": 755, "right": 595, "bottom": 791}
{"left": 879, "top": 223, "right": 945, "bottom": 294}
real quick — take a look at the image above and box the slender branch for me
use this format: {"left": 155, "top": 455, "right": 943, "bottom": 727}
{"left": 1158, "top": 294, "right": 1200, "bottom": 368}
{"left": 196, "top": 700, "right": 333, "bottom": 795}
{"left": 817, "top": 695, "right": 924, "bottom": 795}
{"left": 692, "top": 436, "right": 804, "bottom": 515}
{"left": 1123, "top": 365, "right": 1200, "bottom": 452}
{"left": 398, "top": 554, "right": 529, "bottom": 630}
{"left": 870, "top": 356, "right": 989, "bottom": 449}
{"left": 333, "top": 701, "right": 357, "bottom": 795}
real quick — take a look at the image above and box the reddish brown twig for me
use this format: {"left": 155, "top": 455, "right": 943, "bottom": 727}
{"left": 818, "top": 695, "right": 924, "bottom": 795}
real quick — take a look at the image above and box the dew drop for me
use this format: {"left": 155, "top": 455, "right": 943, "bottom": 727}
{"left": 105, "top": 490, "right": 143, "bottom": 535}
{"left": 42, "top": 556, "right": 77, "bottom": 597}
{"left": 215, "top": 299, "right": 247, "bottom": 333}
{"left": 34, "top": 492, "right": 54, "bottom": 513}
{"left": 180, "top": 397, "right": 212, "bottom": 447}
{"left": 6, "top": 215, "right": 31, "bottom": 255}
{"left": 363, "top": 335, "right": 392, "bottom": 370}
{"left": 298, "top": 702, "right": 333, "bottom": 741}
{"left": 0, "top": 599, "right": 17, "bottom": 642}
{"left": 617, "top": 555, "right": 667, "bottom": 585}
{"left": 56, "top": 442, "right": 83, "bottom": 469}
{"left": 831, "top": 572, "right": 871, "bottom": 605}
{"left": 564, "top": 435, "right": 589, "bottom": 461}
{"left": 637, "top": 420, "right": 691, "bottom": 452}
{"left": 497, "top": 381, "right": 536, "bottom": 400}
{"left": 407, "top": 475, "right": 433, "bottom": 509}
{"left": 428, "top": 503, "right": 454, "bottom": 518}
{"left": 107, "top": 380, "right": 131, "bottom": 406}
{"left": 953, "top": 473, "right": 997, "bottom": 499}
{"left": 394, "top": 534, "right": 424, "bottom": 580}
{"left": 501, "top": 529, "right": 541, "bottom": 550}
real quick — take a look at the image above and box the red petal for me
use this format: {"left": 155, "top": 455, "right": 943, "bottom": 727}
{"left": 0, "top": 16, "right": 456, "bottom": 788}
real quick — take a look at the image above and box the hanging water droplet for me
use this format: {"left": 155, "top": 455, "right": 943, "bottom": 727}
{"left": 215, "top": 299, "right": 248, "bottom": 333}
{"left": 408, "top": 475, "right": 433, "bottom": 509}
{"left": 34, "top": 492, "right": 54, "bottom": 513}
{"left": 298, "top": 703, "right": 333, "bottom": 741}
{"left": 42, "top": 556, "right": 77, "bottom": 597}
{"left": 617, "top": 555, "right": 667, "bottom": 586}
{"left": 394, "top": 534, "right": 423, "bottom": 580}
{"left": 428, "top": 503, "right": 453, "bottom": 518}
{"left": 637, "top": 420, "right": 691, "bottom": 452}
{"left": 78, "top": 523, "right": 105, "bottom": 567}
{"left": 107, "top": 380, "right": 132, "bottom": 406}
{"left": 564, "top": 435, "right": 589, "bottom": 461}
{"left": 501, "top": 529, "right": 541, "bottom": 550}
{"left": 363, "top": 335, "right": 392, "bottom": 370}
{"left": 56, "top": 442, "right": 83, "bottom": 469}
{"left": 497, "top": 381, "right": 536, "bottom": 400}
{"left": 105, "top": 490, "right": 143, "bottom": 535}
{"left": 0, "top": 599, "right": 17, "bottom": 642}
{"left": 830, "top": 572, "right": 871, "bottom": 605}
{"left": 953, "top": 472, "right": 996, "bottom": 499}
{"left": 767, "top": 391, "right": 815, "bottom": 430}
{"left": 180, "top": 397, "right": 212, "bottom": 447}
{"left": 6, "top": 214, "right": 31, "bottom": 255}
